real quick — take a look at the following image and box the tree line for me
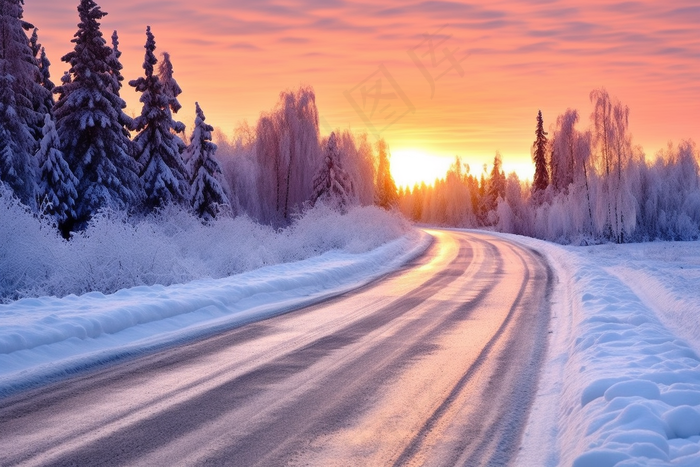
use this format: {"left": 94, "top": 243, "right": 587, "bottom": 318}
{"left": 0, "top": 0, "right": 398, "bottom": 235}
{"left": 1, "top": 0, "right": 234, "bottom": 237}
{"left": 214, "top": 89, "right": 397, "bottom": 226}
{"left": 3, "top": 0, "right": 697, "bottom": 244}
{"left": 398, "top": 89, "right": 700, "bottom": 243}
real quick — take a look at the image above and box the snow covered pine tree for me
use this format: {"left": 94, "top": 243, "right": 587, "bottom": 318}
{"left": 29, "top": 28, "right": 54, "bottom": 112}
{"left": 129, "top": 28, "right": 190, "bottom": 212}
{"left": 0, "top": 0, "right": 53, "bottom": 208}
{"left": 186, "top": 102, "right": 230, "bottom": 220}
{"left": 311, "top": 132, "right": 355, "bottom": 210}
{"left": 36, "top": 114, "right": 78, "bottom": 237}
{"left": 53, "top": 0, "right": 139, "bottom": 230}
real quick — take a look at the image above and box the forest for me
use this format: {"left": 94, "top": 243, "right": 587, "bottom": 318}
{"left": 397, "top": 97, "right": 700, "bottom": 244}
{"left": 2, "top": 0, "right": 700, "bottom": 253}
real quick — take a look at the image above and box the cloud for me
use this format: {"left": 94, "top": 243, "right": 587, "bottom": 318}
{"left": 278, "top": 37, "right": 311, "bottom": 44}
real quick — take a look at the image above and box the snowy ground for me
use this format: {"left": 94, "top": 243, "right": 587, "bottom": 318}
{"left": 510, "top": 233, "right": 700, "bottom": 467}
{"left": 2, "top": 227, "right": 700, "bottom": 467}
{"left": 0, "top": 230, "right": 431, "bottom": 397}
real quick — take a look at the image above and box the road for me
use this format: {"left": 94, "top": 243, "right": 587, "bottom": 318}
{"left": 0, "top": 230, "right": 553, "bottom": 466}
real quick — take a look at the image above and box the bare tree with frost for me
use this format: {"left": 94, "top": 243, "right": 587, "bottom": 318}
{"left": 255, "top": 86, "right": 321, "bottom": 223}
{"left": 590, "top": 88, "right": 635, "bottom": 242}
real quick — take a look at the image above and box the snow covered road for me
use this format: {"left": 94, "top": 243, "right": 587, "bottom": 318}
{"left": 0, "top": 230, "right": 553, "bottom": 466}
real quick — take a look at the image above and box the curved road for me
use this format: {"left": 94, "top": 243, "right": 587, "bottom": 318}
{"left": 0, "top": 230, "right": 553, "bottom": 466}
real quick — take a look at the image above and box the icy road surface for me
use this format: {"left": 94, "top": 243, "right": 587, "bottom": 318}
{"left": 0, "top": 230, "right": 552, "bottom": 466}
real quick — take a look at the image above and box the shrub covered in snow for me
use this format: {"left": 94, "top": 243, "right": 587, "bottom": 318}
{"left": 0, "top": 189, "right": 410, "bottom": 302}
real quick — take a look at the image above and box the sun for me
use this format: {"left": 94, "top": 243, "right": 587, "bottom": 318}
{"left": 390, "top": 148, "right": 454, "bottom": 189}
{"left": 390, "top": 148, "right": 536, "bottom": 190}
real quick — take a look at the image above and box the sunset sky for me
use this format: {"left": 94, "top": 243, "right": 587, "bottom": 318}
{"left": 24, "top": 0, "right": 700, "bottom": 186}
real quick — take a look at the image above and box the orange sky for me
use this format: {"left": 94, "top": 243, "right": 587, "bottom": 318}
{"left": 24, "top": 0, "right": 700, "bottom": 185}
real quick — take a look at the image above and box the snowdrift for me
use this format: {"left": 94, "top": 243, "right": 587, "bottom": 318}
{"left": 510, "top": 234, "right": 700, "bottom": 467}
{"left": 0, "top": 227, "right": 430, "bottom": 396}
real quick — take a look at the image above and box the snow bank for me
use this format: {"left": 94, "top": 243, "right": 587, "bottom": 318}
{"left": 0, "top": 228, "right": 430, "bottom": 397}
{"left": 505, "top": 233, "right": 700, "bottom": 467}
{"left": 564, "top": 261, "right": 700, "bottom": 467}
{"left": 589, "top": 242, "right": 700, "bottom": 359}
{"left": 0, "top": 192, "right": 410, "bottom": 301}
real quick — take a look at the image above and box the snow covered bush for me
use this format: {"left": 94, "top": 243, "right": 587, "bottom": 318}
{"left": 0, "top": 190, "right": 411, "bottom": 302}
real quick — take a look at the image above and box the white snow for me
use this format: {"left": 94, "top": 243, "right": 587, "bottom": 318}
{"left": 0, "top": 230, "right": 431, "bottom": 397}
{"left": 507, "top": 233, "right": 700, "bottom": 467}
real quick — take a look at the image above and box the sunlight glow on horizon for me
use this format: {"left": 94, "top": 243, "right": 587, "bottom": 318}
{"left": 390, "top": 148, "right": 535, "bottom": 189}
{"left": 390, "top": 149, "right": 453, "bottom": 189}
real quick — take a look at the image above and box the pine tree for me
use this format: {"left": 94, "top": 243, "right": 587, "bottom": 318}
{"left": 0, "top": 0, "right": 52, "bottom": 207}
{"left": 52, "top": 0, "right": 139, "bottom": 230}
{"left": 482, "top": 152, "right": 506, "bottom": 223}
{"left": 129, "top": 28, "right": 189, "bottom": 211}
{"left": 107, "top": 31, "right": 124, "bottom": 94}
{"left": 159, "top": 52, "right": 182, "bottom": 114}
{"left": 311, "top": 132, "right": 355, "bottom": 209}
{"left": 38, "top": 47, "right": 54, "bottom": 92}
{"left": 29, "top": 27, "right": 39, "bottom": 58}
{"left": 105, "top": 30, "right": 132, "bottom": 143}
{"left": 36, "top": 114, "right": 77, "bottom": 237}
{"left": 0, "top": 97, "right": 35, "bottom": 205}
{"left": 55, "top": 71, "right": 71, "bottom": 102}
{"left": 28, "top": 29, "right": 54, "bottom": 113}
{"left": 532, "top": 110, "right": 549, "bottom": 193}
{"left": 375, "top": 139, "right": 397, "bottom": 209}
{"left": 186, "top": 102, "right": 230, "bottom": 220}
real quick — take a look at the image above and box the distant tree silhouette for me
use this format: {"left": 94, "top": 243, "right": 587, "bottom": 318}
{"left": 483, "top": 152, "right": 506, "bottom": 223}
{"left": 375, "top": 139, "right": 397, "bottom": 209}
{"left": 532, "top": 110, "right": 549, "bottom": 193}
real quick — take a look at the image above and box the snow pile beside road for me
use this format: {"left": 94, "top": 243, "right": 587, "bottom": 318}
{"left": 589, "top": 242, "right": 700, "bottom": 359}
{"left": 563, "top": 260, "right": 700, "bottom": 467}
{"left": 507, "top": 234, "right": 700, "bottom": 467}
{"left": 0, "top": 197, "right": 411, "bottom": 302}
{"left": 0, "top": 229, "right": 430, "bottom": 397}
